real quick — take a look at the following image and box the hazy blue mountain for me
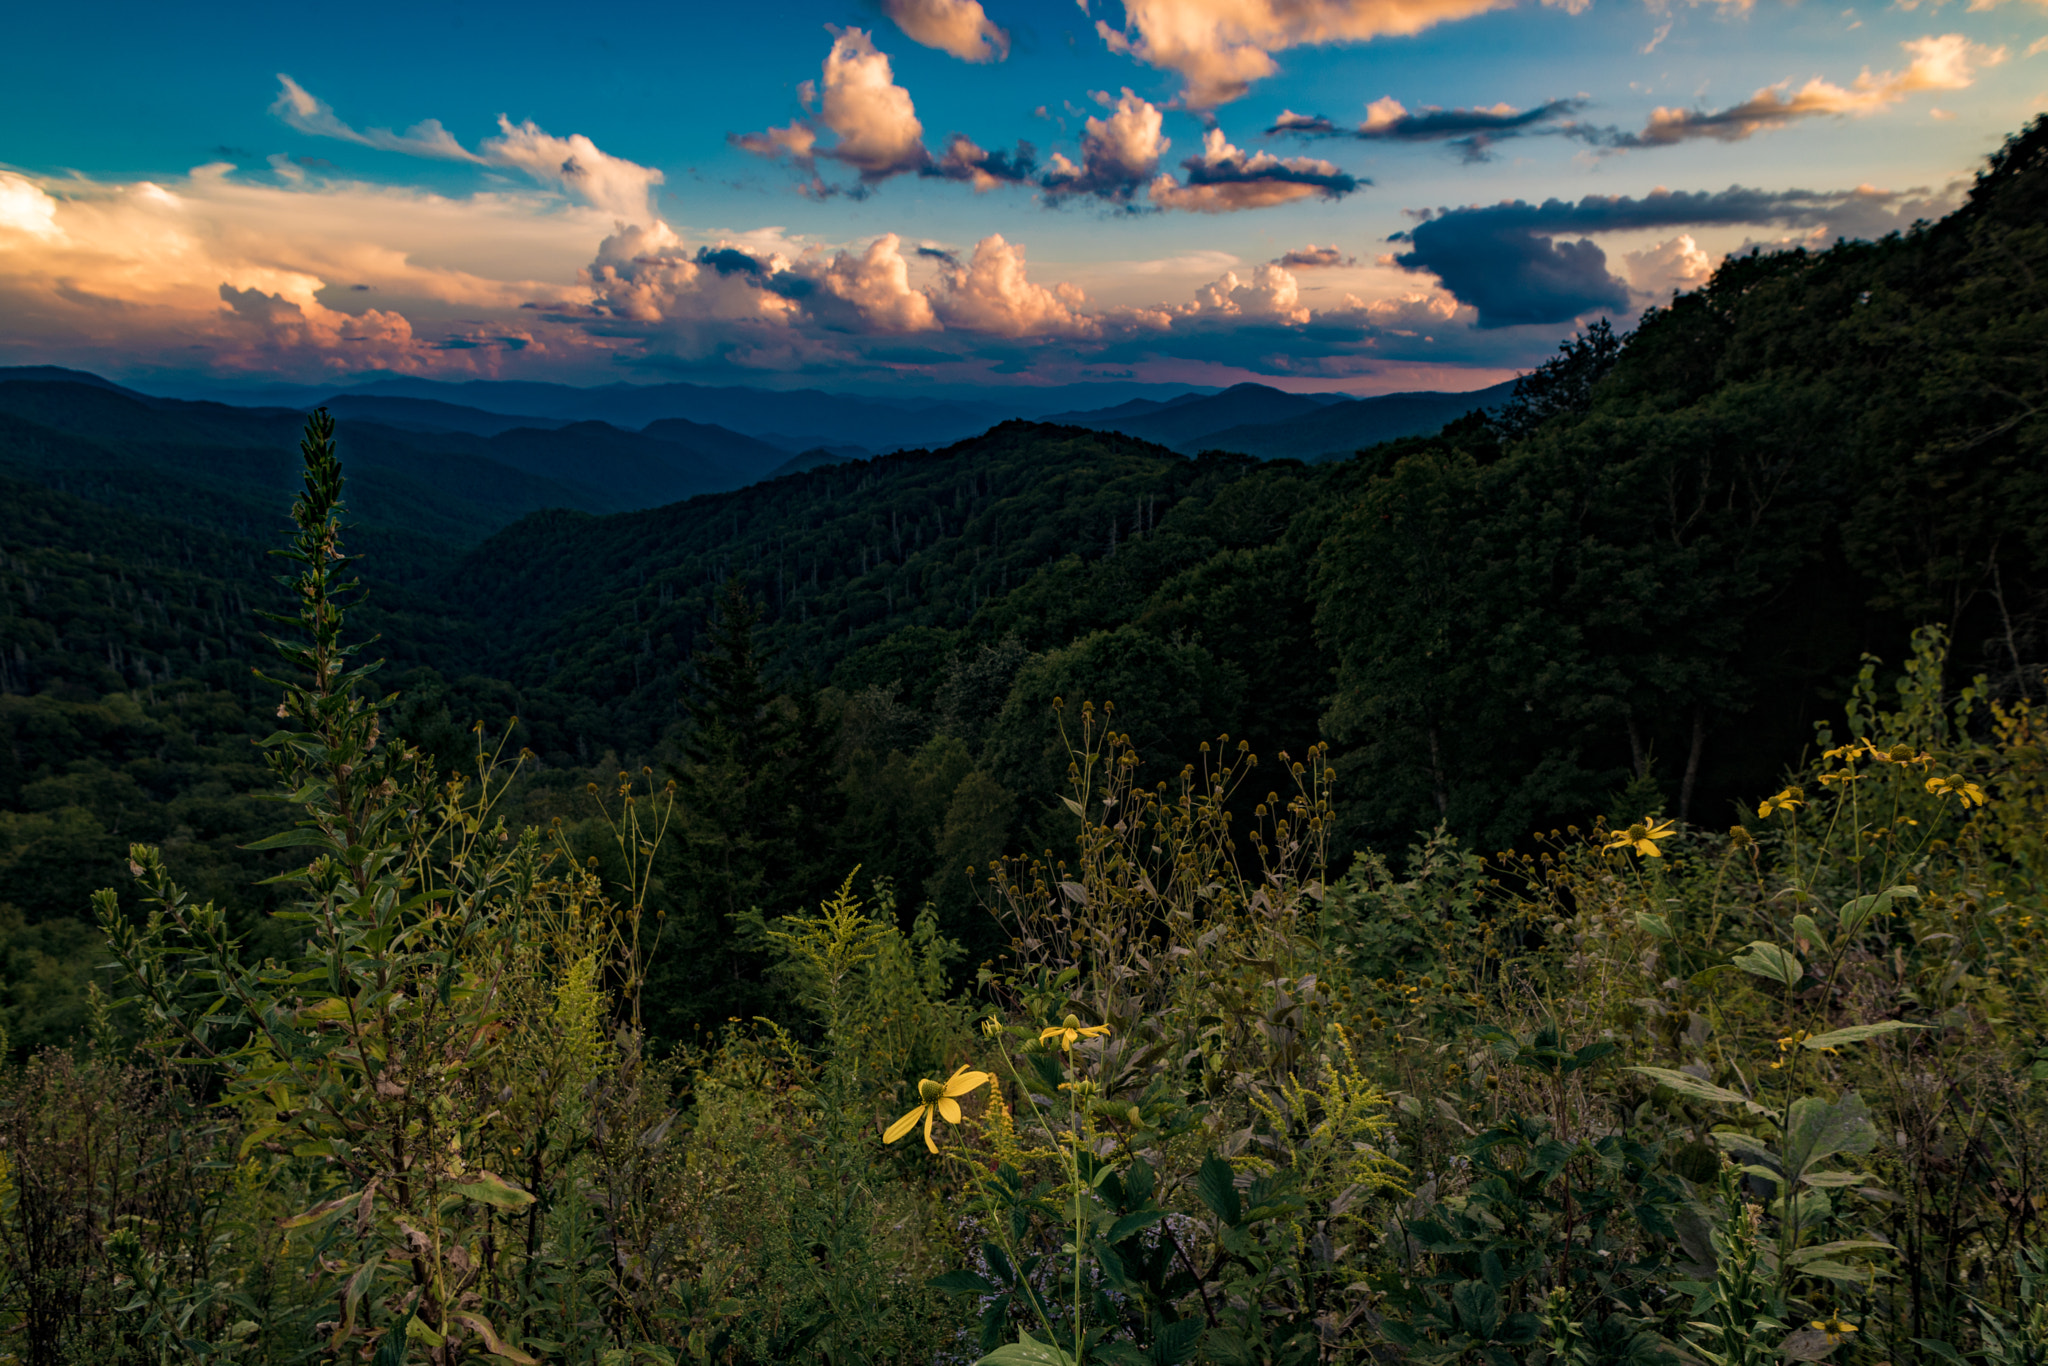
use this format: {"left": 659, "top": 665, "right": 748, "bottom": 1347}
{"left": 1055, "top": 383, "right": 1348, "bottom": 449}
{"left": 316, "top": 394, "right": 579, "bottom": 437}
{"left": 637, "top": 418, "right": 794, "bottom": 479}
{"left": 765, "top": 448, "right": 859, "bottom": 479}
{"left": 1199, "top": 381, "right": 1519, "bottom": 461}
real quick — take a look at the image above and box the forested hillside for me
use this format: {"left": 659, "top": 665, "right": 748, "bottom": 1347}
{"left": 1, "top": 118, "right": 2043, "bottom": 1057}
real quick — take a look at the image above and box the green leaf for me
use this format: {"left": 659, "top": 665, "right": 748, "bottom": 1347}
{"left": 1911, "top": 1341, "right": 1968, "bottom": 1366}
{"left": 449, "top": 1170, "right": 536, "bottom": 1210}
{"left": 1636, "top": 912, "right": 1674, "bottom": 940}
{"left": 1151, "top": 1318, "right": 1204, "bottom": 1366}
{"left": 279, "top": 1191, "right": 356, "bottom": 1229}
{"left": 1106, "top": 1208, "right": 1167, "bottom": 1244}
{"left": 1790, "top": 913, "right": 1825, "bottom": 949}
{"left": 370, "top": 1324, "right": 410, "bottom": 1366}
{"left": 1840, "top": 886, "right": 1916, "bottom": 936}
{"left": 242, "top": 826, "right": 342, "bottom": 852}
{"left": 1452, "top": 1281, "right": 1503, "bottom": 1340}
{"left": 450, "top": 1310, "right": 538, "bottom": 1364}
{"left": 1801, "top": 1021, "right": 1928, "bottom": 1050}
{"left": 1732, "top": 941, "right": 1803, "bottom": 987}
{"left": 977, "top": 1331, "right": 1080, "bottom": 1366}
{"left": 1629, "top": 1067, "right": 1770, "bottom": 1116}
{"left": 930, "top": 1270, "right": 999, "bottom": 1295}
{"left": 1195, "top": 1154, "right": 1241, "bottom": 1226}
{"left": 1780, "top": 1094, "right": 1878, "bottom": 1188}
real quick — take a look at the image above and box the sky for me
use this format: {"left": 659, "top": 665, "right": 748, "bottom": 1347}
{"left": 0, "top": 0, "right": 2041, "bottom": 397}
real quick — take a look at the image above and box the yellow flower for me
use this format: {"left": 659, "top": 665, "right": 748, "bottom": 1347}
{"left": 1926, "top": 774, "right": 1988, "bottom": 807}
{"left": 1039, "top": 1013, "right": 1111, "bottom": 1051}
{"left": 1759, "top": 787, "right": 1805, "bottom": 817}
{"left": 884, "top": 1065, "right": 991, "bottom": 1154}
{"left": 1602, "top": 817, "right": 1677, "bottom": 857}
{"left": 1809, "top": 1315, "right": 1858, "bottom": 1341}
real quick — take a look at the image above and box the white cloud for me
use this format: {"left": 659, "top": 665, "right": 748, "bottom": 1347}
{"left": 1188, "top": 263, "right": 1310, "bottom": 322}
{"left": 271, "top": 75, "right": 483, "bottom": 162}
{"left": 1623, "top": 234, "right": 1715, "bottom": 298}
{"left": 882, "top": 0, "right": 1010, "bottom": 62}
{"left": 811, "top": 233, "right": 940, "bottom": 332}
{"left": 932, "top": 235, "right": 1098, "bottom": 336}
{"left": 733, "top": 28, "right": 932, "bottom": 187}
{"left": 1148, "top": 128, "right": 1358, "bottom": 212}
{"left": 1041, "top": 89, "right": 1170, "bottom": 201}
{"left": 1095, "top": 0, "right": 1528, "bottom": 107}
{"left": 0, "top": 173, "right": 62, "bottom": 239}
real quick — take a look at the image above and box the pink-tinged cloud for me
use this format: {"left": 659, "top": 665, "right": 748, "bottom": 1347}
{"left": 270, "top": 75, "right": 665, "bottom": 221}
{"left": 811, "top": 233, "right": 940, "bottom": 332}
{"left": 1187, "top": 263, "right": 1310, "bottom": 322}
{"left": 931, "top": 235, "right": 1097, "bottom": 336}
{"left": 1041, "top": 89, "right": 1171, "bottom": 203}
{"left": 1623, "top": 234, "right": 1715, "bottom": 299}
{"left": 733, "top": 28, "right": 932, "bottom": 188}
{"left": 1607, "top": 34, "right": 2004, "bottom": 146}
{"left": 882, "top": 0, "right": 1010, "bottom": 62}
{"left": 1148, "top": 128, "right": 1360, "bottom": 211}
{"left": 1276, "top": 243, "right": 1357, "bottom": 267}
{"left": 1094, "top": 0, "right": 1545, "bottom": 107}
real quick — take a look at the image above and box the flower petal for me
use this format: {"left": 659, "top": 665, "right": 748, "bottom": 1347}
{"left": 944, "top": 1069, "right": 992, "bottom": 1098}
{"left": 937, "top": 1096, "right": 962, "bottom": 1125}
{"left": 922, "top": 1106, "right": 938, "bottom": 1153}
{"left": 884, "top": 1104, "right": 926, "bottom": 1144}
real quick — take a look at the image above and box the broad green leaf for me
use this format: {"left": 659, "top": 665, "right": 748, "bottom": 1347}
{"left": 1840, "top": 886, "right": 1916, "bottom": 936}
{"left": 1105, "top": 1208, "right": 1168, "bottom": 1244}
{"left": 978, "top": 1330, "right": 1080, "bottom": 1366}
{"left": 1636, "top": 912, "right": 1674, "bottom": 940}
{"left": 1791, "top": 914, "right": 1826, "bottom": 949}
{"left": 1733, "top": 941, "right": 1803, "bottom": 987}
{"left": 1780, "top": 1093, "right": 1878, "bottom": 1187}
{"left": 1801, "top": 1021, "right": 1929, "bottom": 1050}
{"left": 1630, "top": 1067, "right": 1771, "bottom": 1116}
{"left": 1196, "top": 1154, "right": 1241, "bottom": 1226}
{"left": 450, "top": 1170, "right": 536, "bottom": 1210}
{"left": 1151, "top": 1317, "right": 1204, "bottom": 1366}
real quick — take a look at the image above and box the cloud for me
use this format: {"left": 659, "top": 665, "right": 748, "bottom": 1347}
{"left": 1270, "top": 95, "right": 1586, "bottom": 160}
{"left": 271, "top": 75, "right": 482, "bottom": 162}
{"left": 0, "top": 164, "right": 594, "bottom": 379}
{"left": 808, "top": 233, "right": 940, "bottom": 332}
{"left": 733, "top": 28, "right": 935, "bottom": 190}
{"left": 1392, "top": 183, "right": 1950, "bottom": 327}
{"left": 1623, "top": 233, "right": 1716, "bottom": 298}
{"left": 1276, "top": 244, "right": 1357, "bottom": 268}
{"left": 271, "top": 75, "right": 665, "bottom": 220}
{"left": 479, "top": 117, "right": 666, "bottom": 220}
{"left": 1149, "top": 129, "right": 1362, "bottom": 211}
{"left": 1593, "top": 35, "right": 2003, "bottom": 146}
{"left": 927, "top": 134, "right": 1038, "bottom": 190}
{"left": 1187, "top": 263, "right": 1310, "bottom": 322}
{"left": 1093, "top": 0, "right": 1541, "bottom": 107}
{"left": 1041, "top": 89, "right": 1171, "bottom": 203}
{"left": 882, "top": 0, "right": 1010, "bottom": 62}
{"left": 930, "top": 235, "right": 1097, "bottom": 336}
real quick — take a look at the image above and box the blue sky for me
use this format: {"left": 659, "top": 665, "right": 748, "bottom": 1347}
{"left": 0, "top": 0, "right": 2040, "bottom": 394}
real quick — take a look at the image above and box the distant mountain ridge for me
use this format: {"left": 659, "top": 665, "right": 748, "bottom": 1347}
{"left": 1046, "top": 380, "right": 1516, "bottom": 460}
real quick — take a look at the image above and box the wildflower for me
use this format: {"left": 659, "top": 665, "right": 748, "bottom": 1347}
{"left": 1926, "top": 774, "right": 1988, "bottom": 807}
{"left": 1039, "top": 1014, "right": 1111, "bottom": 1051}
{"left": 1603, "top": 818, "right": 1677, "bottom": 857}
{"left": 1728, "top": 825, "right": 1755, "bottom": 849}
{"left": 884, "top": 1065, "right": 992, "bottom": 1154}
{"left": 1759, "top": 787, "right": 1805, "bottom": 817}
{"left": 1809, "top": 1315, "right": 1858, "bottom": 1342}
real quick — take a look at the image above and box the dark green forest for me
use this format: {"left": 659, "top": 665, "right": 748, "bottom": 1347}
{"left": 3, "top": 118, "right": 2044, "bottom": 1055}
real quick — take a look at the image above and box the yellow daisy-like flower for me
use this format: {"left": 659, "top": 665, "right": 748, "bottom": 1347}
{"left": 1809, "top": 1315, "right": 1858, "bottom": 1341}
{"left": 1926, "top": 774, "right": 1988, "bottom": 807}
{"left": 883, "top": 1065, "right": 991, "bottom": 1154}
{"left": 1602, "top": 818, "right": 1677, "bottom": 857}
{"left": 1039, "top": 1013, "right": 1111, "bottom": 1051}
{"left": 1759, "top": 787, "right": 1805, "bottom": 817}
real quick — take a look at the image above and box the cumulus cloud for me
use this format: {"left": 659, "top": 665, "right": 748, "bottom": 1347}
{"left": 882, "top": 0, "right": 1010, "bottom": 62}
{"left": 930, "top": 235, "right": 1097, "bottom": 336}
{"left": 0, "top": 164, "right": 588, "bottom": 378}
{"left": 271, "top": 75, "right": 665, "bottom": 220}
{"left": 1094, "top": 0, "right": 1540, "bottom": 107}
{"left": 1149, "top": 129, "right": 1361, "bottom": 211}
{"left": 1187, "top": 263, "right": 1310, "bottom": 322}
{"left": 1392, "top": 183, "right": 1950, "bottom": 327}
{"left": 1624, "top": 234, "right": 1715, "bottom": 299}
{"left": 1592, "top": 35, "right": 2003, "bottom": 147}
{"left": 1276, "top": 244, "right": 1357, "bottom": 268}
{"left": 479, "top": 117, "right": 666, "bottom": 220}
{"left": 1270, "top": 95, "right": 1586, "bottom": 160}
{"left": 733, "top": 28, "right": 942, "bottom": 192}
{"left": 1041, "top": 89, "right": 1172, "bottom": 203}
